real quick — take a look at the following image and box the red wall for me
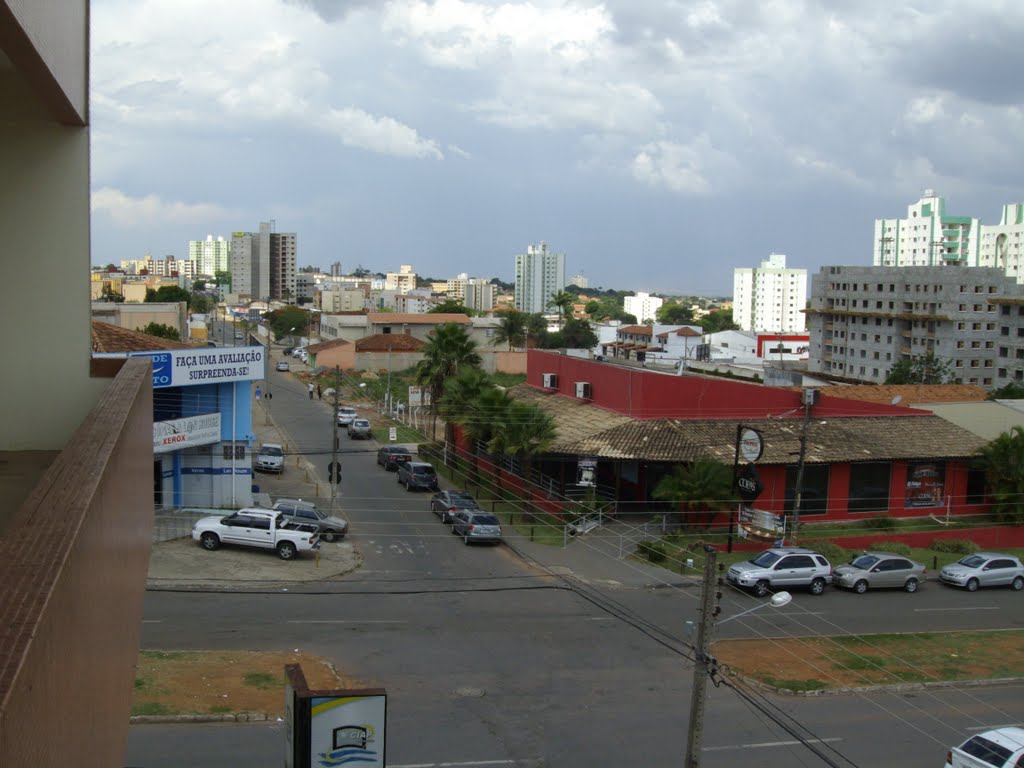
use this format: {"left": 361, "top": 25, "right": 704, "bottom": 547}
{"left": 528, "top": 351, "right": 926, "bottom": 420}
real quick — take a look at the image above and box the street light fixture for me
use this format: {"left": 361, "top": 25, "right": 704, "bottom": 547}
{"left": 716, "top": 591, "right": 792, "bottom": 625}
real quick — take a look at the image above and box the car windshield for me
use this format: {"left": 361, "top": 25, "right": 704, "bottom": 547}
{"left": 451, "top": 493, "right": 476, "bottom": 505}
{"left": 260, "top": 447, "right": 283, "bottom": 457}
{"left": 851, "top": 555, "right": 880, "bottom": 570}
{"left": 750, "top": 551, "right": 782, "bottom": 568}
{"left": 340, "top": 407, "right": 356, "bottom": 415}
{"left": 958, "top": 555, "right": 987, "bottom": 568}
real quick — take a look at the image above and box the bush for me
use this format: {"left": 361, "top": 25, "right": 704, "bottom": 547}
{"left": 637, "top": 540, "right": 667, "bottom": 562}
{"left": 929, "top": 539, "right": 979, "bottom": 554}
{"left": 863, "top": 516, "right": 897, "bottom": 531}
{"left": 804, "top": 540, "right": 853, "bottom": 564}
{"left": 867, "top": 541, "right": 912, "bottom": 556}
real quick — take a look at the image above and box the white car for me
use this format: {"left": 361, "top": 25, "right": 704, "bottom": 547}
{"left": 939, "top": 552, "right": 1024, "bottom": 591}
{"left": 192, "top": 509, "right": 319, "bottom": 560}
{"left": 254, "top": 443, "right": 284, "bottom": 473}
{"left": 275, "top": 360, "right": 290, "bottom": 372}
{"left": 945, "top": 727, "right": 1024, "bottom": 768}
{"left": 337, "top": 406, "right": 357, "bottom": 426}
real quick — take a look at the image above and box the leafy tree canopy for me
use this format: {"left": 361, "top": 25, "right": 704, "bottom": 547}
{"left": 428, "top": 300, "right": 474, "bottom": 316}
{"left": 884, "top": 351, "right": 957, "bottom": 385}
{"left": 988, "top": 382, "right": 1024, "bottom": 400}
{"left": 700, "top": 309, "right": 739, "bottom": 334}
{"left": 265, "top": 306, "right": 312, "bottom": 341}
{"left": 145, "top": 285, "right": 191, "bottom": 303}
{"left": 140, "top": 322, "right": 181, "bottom": 341}
{"left": 979, "top": 425, "right": 1024, "bottom": 523}
{"left": 656, "top": 302, "right": 695, "bottom": 325}
{"left": 192, "top": 280, "right": 207, "bottom": 291}
{"left": 214, "top": 271, "right": 231, "bottom": 290}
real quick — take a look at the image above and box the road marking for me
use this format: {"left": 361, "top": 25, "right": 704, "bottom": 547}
{"left": 286, "top": 620, "right": 408, "bottom": 624}
{"left": 914, "top": 607, "right": 1000, "bottom": 612}
{"left": 142, "top": 620, "right": 163, "bottom": 624}
{"left": 392, "top": 761, "right": 520, "bottom": 767}
{"left": 967, "top": 723, "right": 1024, "bottom": 732}
{"left": 703, "top": 737, "right": 842, "bottom": 752}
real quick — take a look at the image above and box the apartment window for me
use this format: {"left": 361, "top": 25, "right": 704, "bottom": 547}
{"left": 972, "top": 323, "right": 982, "bottom": 331}
{"left": 956, "top": 341, "right": 965, "bottom": 349}
{"left": 985, "top": 359, "right": 993, "bottom": 368}
{"left": 955, "top": 360, "right": 964, "bottom": 368}
{"left": 971, "top": 341, "right": 981, "bottom": 349}
{"left": 987, "top": 323, "right": 996, "bottom": 331}
{"left": 1000, "top": 347, "right": 1009, "bottom": 357}
{"left": 970, "top": 360, "right": 980, "bottom": 368}
{"left": 999, "top": 368, "right": 1008, "bottom": 378}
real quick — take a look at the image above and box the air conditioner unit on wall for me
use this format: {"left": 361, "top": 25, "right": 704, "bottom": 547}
{"left": 575, "top": 381, "right": 591, "bottom": 399}
{"left": 542, "top": 373, "right": 558, "bottom": 388}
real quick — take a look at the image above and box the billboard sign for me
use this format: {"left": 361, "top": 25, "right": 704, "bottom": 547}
{"left": 577, "top": 457, "right": 598, "bottom": 487}
{"left": 153, "top": 413, "right": 221, "bottom": 453}
{"left": 905, "top": 461, "right": 945, "bottom": 507}
{"left": 131, "top": 346, "right": 266, "bottom": 388}
{"left": 737, "top": 506, "right": 785, "bottom": 545}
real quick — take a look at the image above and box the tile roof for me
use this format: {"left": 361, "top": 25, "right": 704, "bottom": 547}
{"left": 512, "top": 384, "right": 988, "bottom": 464}
{"left": 306, "top": 338, "right": 352, "bottom": 353}
{"left": 616, "top": 325, "right": 652, "bottom": 336}
{"left": 355, "top": 333, "right": 426, "bottom": 352}
{"left": 91, "top": 321, "right": 193, "bottom": 352}
{"left": 367, "top": 313, "right": 470, "bottom": 324}
{"left": 787, "top": 384, "right": 989, "bottom": 406}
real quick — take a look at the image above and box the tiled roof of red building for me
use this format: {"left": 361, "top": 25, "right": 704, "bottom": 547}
{"left": 306, "top": 338, "right": 352, "bottom": 353}
{"left": 617, "top": 325, "right": 652, "bottom": 336}
{"left": 91, "top": 321, "right": 193, "bottom": 352}
{"left": 367, "top": 313, "right": 470, "bottom": 324}
{"left": 787, "top": 384, "right": 989, "bottom": 406}
{"left": 355, "top": 333, "right": 426, "bottom": 352}
{"left": 656, "top": 327, "right": 702, "bottom": 338}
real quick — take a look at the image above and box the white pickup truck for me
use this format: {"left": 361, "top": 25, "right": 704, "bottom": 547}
{"left": 192, "top": 508, "right": 320, "bottom": 560}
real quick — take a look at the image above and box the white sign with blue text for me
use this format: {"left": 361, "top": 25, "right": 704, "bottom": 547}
{"left": 132, "top": 346, "right": 266, "bottom": 388}
{"left": 310, "top": 694, "right": 387, "bottom": 767}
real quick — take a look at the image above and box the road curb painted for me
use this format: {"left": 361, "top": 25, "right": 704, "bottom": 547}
{"left": 130, "top": 712, "right": 274, "bottom": 724}
{"left": 731, "top": 673, "right": 1024, "bottom": 697}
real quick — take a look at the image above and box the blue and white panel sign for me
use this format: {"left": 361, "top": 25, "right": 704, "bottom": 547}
{"left": 311, "top": 694, "right": 387, "bottom": 767}
{"left": 132, "top": 346, "right": 266, "bottom": 388}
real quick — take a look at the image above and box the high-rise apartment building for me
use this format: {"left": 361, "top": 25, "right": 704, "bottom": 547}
{"left": 569, "top": 273, "right": 588, "bottom": 289}
{"left": 230, "top": 222, "right": 297, "bottom": 300}
{"left": 733, "top": 253, "right": 807, "bottom": 332}
{"left": 189, "top": 235, "right": 231, "bottom": 276}
{"left": 623, "top": 291, "right": 663, "bottom": 323}
{"left": 514, "top": 241, "right": 565, "bottom": 314}
{"left": 805, "top": 265, "right": 1024, "bottom": 390}
{"left": 463, "top": 279, "right": 495, "bottom": 312}
{"left": 385, "top": 264, "right": 417, "bottom": 294}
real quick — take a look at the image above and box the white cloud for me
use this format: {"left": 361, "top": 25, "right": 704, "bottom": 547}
{"left": 905, "top": 95, "right": 945, "bottom": 125}
{"left": 320, "top": 108, "right": 443, "bottom": 159}
{"left": 447, "top": 144, "right": 472, "bottom": 159}
{"left": 631, "top": 137, "right": 735, "bottom": 196}
{"left": 91, "top": 188, "right": 232, "bottom": 228}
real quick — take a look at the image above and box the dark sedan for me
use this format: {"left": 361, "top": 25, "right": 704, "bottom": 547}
{"left": 430, "top": 490, "right": 480, "bottom": 523}
{"left": 376, "top": 445, "right": 413, "bottom": 471}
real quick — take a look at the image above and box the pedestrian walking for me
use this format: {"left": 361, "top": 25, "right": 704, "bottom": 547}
{"left": 317, "top": 384, "right": 322, "bottom": 400}
{"left": 308, "top": 382, "right": 314, "bottom": 400}
{"left": 255, "top": 385, "right": 262, "bottom": 402}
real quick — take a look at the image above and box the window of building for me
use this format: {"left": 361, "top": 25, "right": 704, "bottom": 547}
{"left": 785, "top": 464, "right": 830, "bottom": 517}
{"left": 966, "top": 466, "right": 987, "bottom": 504}
{"left": 848, "top": 463, "right": 891, "bottom": 514}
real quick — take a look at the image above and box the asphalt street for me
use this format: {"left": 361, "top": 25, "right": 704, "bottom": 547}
{"left": 127, "top": 344, "right": 1024, "bottom": 767}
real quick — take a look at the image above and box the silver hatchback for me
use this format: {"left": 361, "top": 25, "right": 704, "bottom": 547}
{"left": 939, "top": 552, "right": 1024, "bottom": 592}
{"left": 451, "top": 510, "right": 502, "bottom": 545}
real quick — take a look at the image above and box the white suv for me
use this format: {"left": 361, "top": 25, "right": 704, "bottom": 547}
{"left": 726, "top": 547, "right": 833, "bottom": 596}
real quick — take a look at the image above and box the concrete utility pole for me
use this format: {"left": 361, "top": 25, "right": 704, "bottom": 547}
{"left": 329, "top": 366, "right": 341, "bottom": 513}
{"left": 790, "top": 388, "right": 817, "bottom": 546}
{"left": 685, "top": 545, "right": 719, "bottom": 768}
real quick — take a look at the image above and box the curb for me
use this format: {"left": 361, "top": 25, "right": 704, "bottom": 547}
{"left": 731, "top": 673, "right": 1024, "bottom": 697}
{"left": 130, "top": 712, "right": 274, "bottom": 724}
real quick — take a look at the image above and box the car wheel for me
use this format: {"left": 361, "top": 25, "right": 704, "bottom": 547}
{"left": 810, "top": 577, "right": 826, "bottom": 595}
{"left": 904, "top": 578, "right": 918, "bottom": 593}
{"left": 853, "top": 580, "right": 868, "bottom": 594}
{"left": 463, "top": 534, "right": 470, "bottom": 545}
{"left": 753, "top": 580, "right": 770, "bottom": 598}
{"left": 277, "top": 541, "right": 297, "bottom": 560}
{"left": 200, "top": 532, "right": 220, "bottom": 551}
{"left": 1012, "top": 576, "right": 1024, "bottom": 591}
{"left": 321, "top": 530, "right": 336, "bottom": 543}
{"left": 406, "top": 482, "right": 414, "bottom": 492}
{"left": 966, "top": 578, "right": 979, "bottom": 592}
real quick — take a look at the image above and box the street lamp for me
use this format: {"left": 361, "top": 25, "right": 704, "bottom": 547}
{"left": 716, "top": 591, "right": 792, "bottom": 625}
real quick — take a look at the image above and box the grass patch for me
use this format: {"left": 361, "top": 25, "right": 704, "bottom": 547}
{"left": 132, "top": 701, "right": 172, "bottom": 717}
{"left": 762, "top": 676, "right": 828, "bottom": 692}
{"left": 243, "top": 672, "right": 280, "bottom": 689}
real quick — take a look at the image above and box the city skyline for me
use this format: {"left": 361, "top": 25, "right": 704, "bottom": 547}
{"left": 89, "top": 1, "right": 1024, "bottom": 294}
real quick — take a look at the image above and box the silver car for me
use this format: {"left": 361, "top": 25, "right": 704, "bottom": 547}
{"left": 272, "top": 498, "right": 348, "bottom": 542}
{"left": 726, "top": 547, "right": 833, "bottom": 597}
{"left": 833, "top": 552, "right": 927, "bottom": 593}
{"left": 451, "top": 510, "right": 502, "bottom": 545}
{"left": 939, "top": 552, "right": 1024, "bottom": 592}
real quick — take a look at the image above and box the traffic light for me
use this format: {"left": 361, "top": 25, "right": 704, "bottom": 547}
{"left": 328, "top": 461, "right": 342, "bottom": 484}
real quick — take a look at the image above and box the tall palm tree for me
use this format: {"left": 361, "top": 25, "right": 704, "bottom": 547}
{"left": 652, "top": 457, "right": 736, "bottom": 531}
{"left": 979, "top": 425, "right": 1024, "bottom": 523}
{"left": 549, "top": 290, "right": 575, "bottom": 328}
{"left": 416, "top": 323, "right": 482, "bottom": 440}
{"left": 493, "top": 310, "right": 527, "bottom": 350}
{"left": 439, "top": 367, "right": 496, "bottom": 453}
{"left": 489, "top": 401, "right": 557, "bottom": 476}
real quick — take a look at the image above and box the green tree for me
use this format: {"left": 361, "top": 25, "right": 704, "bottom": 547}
{"left": 428, "top": 300, "right": 474, "bottom": 316}
{"left": 140, "top": 322, "right": 181, "bottom": 341}
{"left": 488, "top": 400, "right": 557, "bottom": 479}
{"left": 548, "top": 290, "right": 575, "bottom": 327}
{"left": 560, "top": 318, "right": 598, "bottom": 348}
{"left": 988, "top": 382, "right": 1024, "bottom": 400}
{"left": 189, "top": 294, "right": 213, "bottom": 314}
{"left": 884, "top": 351, "right": 957, "bottom": 385}
{"left": 652, "top": 457, "right": 736, "bottom": 530}
{"left": 265, "top": 306, "right": 312, "bottom": 342}
{"left": 439, "top": 367, "right": 497, "bottom": 452}
{"left": 214, "top": 270, "right": 232, "bottom": 290}
{"left": 978, "top": 426, "right": 1024, "bottom": 523}
{"left": 145, "top": 285, "right": 191, "bottom": 303}
{"left": 701, "top": 309, "right": 739, "bottom": 334}
{"left": 416, "top": 323, "right": 483, "bottom": 440}
{"left": 192, "top": 280, "right": 207, "bottom": 291}
{"left": 656, "top": 302, "right": 694, "bottom": 325}
{"left": 493, "top": 310, "right": 527, "bottom": 350}
{"left": 584, "top": 300, "right": 601, "bottom": 317}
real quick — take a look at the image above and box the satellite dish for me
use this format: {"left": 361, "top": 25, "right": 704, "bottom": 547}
{"left": 890, "top": 395, "right": 903, "bottom": 405}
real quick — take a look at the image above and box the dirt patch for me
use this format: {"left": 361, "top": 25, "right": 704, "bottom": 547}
{"left": 132, "top": 650, "right": 364, "bottom": 717}
{"left": 713, "top": 630, "right": 1024, "bottom": 692}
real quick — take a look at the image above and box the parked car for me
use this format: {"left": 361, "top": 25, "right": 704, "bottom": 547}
{"left": 234, "top": 330, "right": 244, "bottom": 339}
{"left": 726, "top": 547, "right": 833, "bottom": 596}
{"left": 833, "top": 552, "right": 927, "bottom": 593}
{"left": 377, "top": 445, "right": 413, "bottom": 471}
{"left": 431, "top": 490, "right": 480, "bottom": 523}
{"left": 272, "top": 498, "right": 348, "bottom": 542}
{"left": 945, "top": 727, "right": 1024, "bottom": 768}
{"left": 192, "top": 508, "right": 319, "bottom": 560}
{"left": 939, "top": 552, "right": 1024, "bottom": 592}
{"left": 275, "top": 360, "right": 290, "bottom": 372}
{"left": 337, "top": 406, "right": 358, "bottom": 426}
{"left": 347, "top": 418, "right": 372, "bottom": 439}
{"left": 398, "top": 461, "right": 439, "bottom": 491}
{"left": 451, "top": 510, "right": 502, "bottom": 545}
{"left": 254, "top": 443, "right": 284, "bottom": 473}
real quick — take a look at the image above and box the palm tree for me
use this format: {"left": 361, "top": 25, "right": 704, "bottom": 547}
{"left": 549, "top": 290, "right": 575, "bottom": 328}
{"left": 652, "top": 457, "right": 736, "bottom": 531}
{"left": 978, "top": 425, "right": 1024, "bottom": 523}
{"left": 493, "top": 310, "right": 527, "bottom": 350}
{"left": 439, "top": 367, "right": 496, "bottom": 458}
{"left": 416, "top": 323, "right": 482, "bottom": 440}
{"left": 489, "top": 401, "right": 557, "bottom": 477}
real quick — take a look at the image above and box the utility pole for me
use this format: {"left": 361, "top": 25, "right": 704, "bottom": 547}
{"left": 329, "top": 365, "right": 341, "bottom": 514}
{"left": 685, "top": 545, "right": 720, "bottom": 768}
{"left": 790, "top": 388, "right": 817, "bottom": 546}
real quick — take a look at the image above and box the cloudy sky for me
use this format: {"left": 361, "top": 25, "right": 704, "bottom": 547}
{"left": 90, "top": 0, "right": 1024, "bottom": 295}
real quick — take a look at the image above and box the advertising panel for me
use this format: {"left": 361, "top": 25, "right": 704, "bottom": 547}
{"left": 131, "top": 346, "right": 265, "bottom": 388}
{"left": 153, "top": 413, "right": 221, "bottom": 453}
{"left": 905, "top": 461, "right": 945, "bottom": 507}
{"left": 577, "top": 457, "right": 597, "bottom": 487}
{"left": 736, "top": 506, "right": 786, "bottom": 545}
{"left": 310, "top": 694, "right": 387, "bottom": 767}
